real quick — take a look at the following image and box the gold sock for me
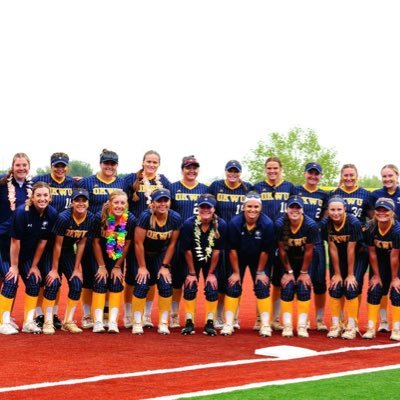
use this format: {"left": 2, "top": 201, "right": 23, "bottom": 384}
{"left": 158, "top": 295, "right": 172, "bottom": 324}
{"left": 0, "top": 295, "right": 14, "bottom": 324}
{"left": 205, "top": 300, "right": 217, "bottom": 323}
{"left": 24, "top": 294, "right": 38, "bottom": 322}
{"left": 183, "top": 298, "right": 197, "bottom": 322}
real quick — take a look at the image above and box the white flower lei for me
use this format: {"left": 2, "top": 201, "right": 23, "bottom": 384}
{"left": 194, "top": 216, "right": 216, "bottom": 262}
{"left": 143, "top": 173, "right": 163, "bottom": 206}
{"left": 7, "top": 174, "right": 33, "bottom": 211}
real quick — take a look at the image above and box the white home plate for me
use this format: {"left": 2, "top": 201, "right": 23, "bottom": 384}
{"left": 255, "top": 345, "right": 319, "bottom": 359}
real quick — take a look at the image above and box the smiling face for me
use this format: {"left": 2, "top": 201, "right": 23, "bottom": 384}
{"left": 304, "top": 169, "right": 321, "bottom": 187}
{"left": 72, "top": 196, "right": 89, "bottom": 214}
{"left": 100, "top": 160, "right": 118, "bottom": 178}
{"left": 287, "top": 203, "right": 303, "bottom": 222}
{"left": 152, "top": 197, "right": 170, "bottom": 215}
{"left": 51, "top": 163, "right": 68, "bottom": 180}
{"left": 381, "top": 167, "right": 398, "bottom": 191}
{"left": 243, "top": 199, "right": 261, "bottom": 224}
{"left": 375, "top": 206, "right": 393, "bottom": 223}
{"left": 328, "top": 201, "right": 345, "bottom": 223}
{"left": 12, "top": 157, "right": 30, "bottom": 181}
{"left": 143, "top": 153, "right": 160, "bottom": 177}
{"left": 182, "top": 165, "right": 199, "bottom": 183}
{"left": 32, "top": 187, "right": 51, "bottom": 212}
{"left": 225, "top": 168, "right": 241, "bottom": 184}
{"left": 198, "top": 203, "right": 215, "bottom": 223}
{"left": 340, "top": 167, "right": 357, "bottom": 190}
{"left": 110, "top": 194, "right": 128, "bottom": 217}
{"left": 265, "top": 161, "right": 282, "bottom": 183}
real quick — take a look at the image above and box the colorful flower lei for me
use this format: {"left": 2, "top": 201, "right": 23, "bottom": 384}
{"left": 143, "top": 174, "right": 163, "bottom": 206}
{"left": 7, "top": 174, "right": 33, "bottom": 211}
{"left": 193, "top": 216, "right": 216, "bottom": 262}
{"left": 106, "top": 210, "right": 128, "bottom": 260}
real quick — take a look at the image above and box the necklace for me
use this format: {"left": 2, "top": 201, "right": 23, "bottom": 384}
{"left": 143, "top": 174, "right": 163, "bottom": 206}
{"left": 193, "top": 216, "right": 216, "bottom": 262}
{"left": 7, "top": 174, "right": 33, "bottom": 211}
{"left": 106, "top": 210, "right": 128, "bottom": 260}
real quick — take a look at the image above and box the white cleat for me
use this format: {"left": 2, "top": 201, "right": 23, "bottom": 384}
{"left": 316, "top": 319, "right": 328, "bottom": 332}
{"left": 132, "top": 323, "right": 144, "bottom": 335}
{"left": 169, "top": 313, "right": 180, "bottom": 328}
{"left": 282, "top": 325, "right": 294, "bottom": 338}
{"left": 92, "top": 321, "right": 106, "bottom": 333}
{"left": 142, "top": 314, "right": 154, "bottom": 329}
{"left": 108, "top": 321, "right": 119, "bottom": 333}
{"left": 0, "top": 323, "right": 19, "bottom": 335}
{"left": 362, "top": 327, "right": 376, "bottom": 339}
{"left": 214, "top": 317, "right": 224, "bottom": 330}
{"left": 297, "top": 325, "right": 309, "bottom": 338}
{"left": 81, "top": 315, "right": 94, "bottom": 329}
{"left": 378, "top": 320, "right": 390, "bottom": 332}
{"left": 271, "top": 317, "right": 284, "bottom": 331}
{"left": 22, "top": 321, "right": 41, "bottom": 334}
{"left": 259, "top": 324, "right": 272, "bottom": 337}
{"left": 341, "top": 326, "right": 358, "bottom": 340}
{"left": 390, "top": 329, "right": 400, "bottom": 341}
{"left": 123, "top": 316, "right": 133, "bottom": 329}
{"left": 221, "top": 323, "right": 234, "bottom": 336}
{"left": 157, "top": 323, "right": 170, "bottom": 335}
{"left": 327, "top": 325, "right": 341, "bottom": 338}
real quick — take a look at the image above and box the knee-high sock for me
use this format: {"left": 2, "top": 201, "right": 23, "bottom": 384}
{"left": 281, "top": 299, "right": 293, "bottom": 326}
{"left": 297, "top": 299, "right": 311, "bottom": 326}
{"left": 124, "top": 283, "right": 134, "bottom": 317}
{"left": 392, "top": 305, "right": 400, "bottom": 330}
{"left": 257, "top": 296, "right": 271, "bottom": 325}
{"left": 0, "top": 295, "right": 14, "bottom": 324}
{"left": 171, "top": 288, "right": 182, "bottom": 314}
{"left": 24, "top": 294, "right": 38, "bottom": 323}
{"left": 145, "top": 285, "right": 156, "bottom": 316}
{"left": 366, "top": 303, "right": 380, "bottom": 329}
{"left": 54, "top": 289, "right": 61, "bottom": 314}
{"left": 380, "top": 295, "right": 388, "bottom": 321}
{"left": 91, "top": 292, "right": 106, "bottom": 323}
{"left": 330, "top": 296, "right": 342, "bottom": 326}
{"left": 35, "top": 287, "right": 45, "bottom": 316}
{"left": 109, "top": 291, "right": 121, "bottom": 323}
{"left": 42, "top": 297, "right": 56, "bottom": 323}
{"left": 81, "top": 288, "right": 92, "bottom": 317}
{"left": 132, "top": 296, "right": 146, "bottom": 324}
{"left": 272, "top": 286, "right": 281, "bottom": 320}
{"left": 64, "top": 298, "right": 79, "bottom": 323}
{"left": 346, "top": 297, "right": 359, "bottom": 328}
{"left": 184, "top": 298, "right": 197, "bottom": 322}
{"left": 205, "top": 300, "right": 218, "bottom": 323}
{"left": 314, "top": 293, "right": 326, "bottom": 320}
{"left": 224, "top": 295, "right": 239, "bottom": 325}
{"left": 216, "top": 293, "right": 225, "bottom": 319}
{"left": 158, "top": 295, "right": 172, "bottom": 324}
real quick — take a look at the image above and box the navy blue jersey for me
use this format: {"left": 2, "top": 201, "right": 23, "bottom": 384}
{"left": 228, "top": 212, "right": 275, "bottom": 267}
{"left": 124, "top": 173, "right": 170, "bottom": 216}
{"left": 136, "top": 209, "right": 182, "bottom": 254}
{"left": 275, "top": 214, "right": 320, "bottom": 261}
{"left": 209, "top": 179, "right": 252, "bottom": 222}
{"left": 92, "top": 210, "right": 136, "bottom": 260}
{"left": 293, "top": 185, "right": 329, "bottom": 222}
{"left": 78, "top": 174, "right": 126, "bottom": 215}
{"left": 0, "top": 177, "right": 33, "bottom": 235}
{"left": 11, "top": 204, "right": 58, "bottom": 262}
{"left": 368, "top": 187, "right": 400, "bottom": 219}
{"left": 170, "top": 181, "right": 209, "bottom": 221}
{"left": 330, "top": 186, "right": 370, "bottom": 225}
{"left": 180, "top": 215, "right": 227, "bottom": 266}
{"left": 33, "top": 174, "right": 77, "bottom": 213}
{"left": 253, "top": 180, "right": 295, "bottom": 222}
{"left": 52, "top": 209, "right": 95, "bottom": 250}
{"left": 320, "top": 213, "right": 364, "bottom": 270}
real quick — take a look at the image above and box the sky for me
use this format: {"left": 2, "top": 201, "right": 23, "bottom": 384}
{"left": 1, "top": 1, "right": 399, "bottom": 183}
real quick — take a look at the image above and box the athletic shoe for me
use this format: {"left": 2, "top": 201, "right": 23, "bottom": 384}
{"left": 123, "top": 315, "right": 133, "bottom": 329}
{"left": 253, "top": 316, "right": 261, "bottom": 331}
{"left": 42, "top": 321, "right": 55, "bottom": 335}
{"left": 81, "top": 315, "right": 94, "bottom": 329}
{"left": 53, "top": 314, "right": 62, "bottom": 330}
{"left": 271, "top": 317, "right": 284, "bottom": 331}
{"left": 259, "top": 324, "right": 272, "bottom": 337}
{"left": 34, "top": 315, "right": 44, "bottom": 329}
{"left": 158, "top": 323, "right": 170, "bottom": 335}
{"left": 92, "top": 321, "right": 106, "bottom": 333}
{"left": 341, "top": 326, "right": 357, "bottom": 340}
{"left": 61, "top": 321, "right": 82, "bottom": 334}
{"left": 132, "top": 323, "right": 144, "bottom": 335}
{"left": 203, "top": 319, "right": 217, "bottom": 336}
{"left": 22, "top": 320, "right": 41, "bottom": 334}
{"left": 142, "top": 314, "right": 154, "bottom": 329}
{"left": 378, "top": 320, "right": 390, "bottom": 332}
{"left": 181, "top": 319, "right": 195, "bottom": 335}
{"left": 214, "top": 317, "right": 224, "bottom": 330}
{"left": 108, "top": 321, "right": 119, "bottom": 333}
{"left": 170, "top": 313, "right": 180, "bottom": 328}
{"left": 282, "top": 325, "right": 294, "bottom": 338}
{"left": 9, "top": 317, "right": 19, "bottom": 331}
{"left": 362, "top": 327, "right": 376, "bottom": 339}
{"left": 297, "top": 325, "right": 309, "bottom": 338}
{"left": 390, "top": 329, "right": 400, "bottom": 341}
{"left": 0, "top": 323, "right": 19, "bottom": 335}
{"left": 316, "top": 319, "right": 328, "bottom": 332}
{"left": 220, "top": 323, "right": 234, "bottom": 336}
{"left": 327, "top": 325, "right": 341, "bottom": 338}
{"left": 233, "top": 318, "right": 240, "bottom": 330}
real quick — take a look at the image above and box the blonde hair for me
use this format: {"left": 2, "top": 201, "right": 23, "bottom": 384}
{"left": 100, "top": 190, "right": 128, "bottom": 231}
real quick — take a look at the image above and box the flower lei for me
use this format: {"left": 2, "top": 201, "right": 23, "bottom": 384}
{"left": 194, "top": 216, "right": 216, "bottom": 262}
{"left": 7, "top": 174, "right": 33, "bottom": 211}
{"left": 106, "top": 210, "right": 128, "bottom": 260}
{"left": 143, "top": 173, "right": 163, "bottom": 206}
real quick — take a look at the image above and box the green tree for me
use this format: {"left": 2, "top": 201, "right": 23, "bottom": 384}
{"left": 243, "top": 127, "right": 339, "bottom": 185}
{"left": 35, "top": 160, "right": 93, "bottom": 177}
{"left": 359, "top": 175, "right": 381, "bottom": 190}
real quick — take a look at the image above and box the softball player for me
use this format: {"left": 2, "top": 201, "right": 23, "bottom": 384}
{"left": 0, "top": 153, "right": 33, "bottom": 334}
{"left": 130, "top": 189, "right": 182, "bottom": 335}
{"left": 78, "top": 149, "right": 126, "bottom": 328}
{"left": 179, "top": 194, "right": 227, "bottom": 336}
{"left": 275, "top": 195, "right": 319, "bottom": 338}
{"left": 221, "top": 191, "right": 275, "bottom": 337}
{"left": 362, "top": 198, "right": 400, "bottom": 340}
{"left": 253, "top": 156, "right": 295, "bottom": 331}
{"left": 43, "top": 189, "right": 94, "bottom": 334}
{"left": 293, "top": 162, "right": 329, "bottom": 331}
{"left": 123, "top": 150, "right": 170, "bottom": 329}
{"left": 320, "top": 196, "right": 367, "bottom": 339}
{"left": 91, "top": 190, "right": 136, "bottom": 333}
{"left": 169, "top": 156, "right": 208, "bottom": 329}
{"left": 367, "top": 164, "right": 400, "bottom": 331}
{"left": 33, "top": 152, "right": 77, "bottom": 330}
{"left": 0, "top": 182, "right": 57, "bottom": 334}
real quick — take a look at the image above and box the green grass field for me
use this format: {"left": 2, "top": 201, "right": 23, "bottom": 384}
{"left": 181, "top": 369, "right": 400, "bottom": 399}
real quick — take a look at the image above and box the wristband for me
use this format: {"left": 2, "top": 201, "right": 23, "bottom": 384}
{"left": 256, "top": 271, "right": 266, "bottom": 276}
{"left": 286, "top": 269, "right": 294, "bottom": 274}
{"left": 300, "top": 271, "right": 308, "bottom": 275}
{"left": 161, "top": 263, "right": 171, "bottom": 269}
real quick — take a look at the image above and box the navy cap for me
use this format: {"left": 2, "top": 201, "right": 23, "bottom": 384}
{"left": 287, "top": 195, "right": 304, "bottom": 208}
{"left": 198, "top": 194, "right": 217, "bottom": 207}
{"left": 375, "top": 199, "right": 394, "bottom": 211}
{"left": 151, "top": 189, "right": 171, "bottom": 202}
{"left": 51, "top": 155, "right": 69, "bottom": 166}
{"left": 181, "top": 156, "right": 200, "bottom": 169}
{"left": 71, "top": 189, "right": 89, "bottom": 201}
{"left": 100, "top": 153, "right": 119, "bottom": 164}
{"left": 225, "top": 160, "right": 242, "bottom": 172}
{"left": 305, "top": 162, "right": 322, "bottom": 174}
